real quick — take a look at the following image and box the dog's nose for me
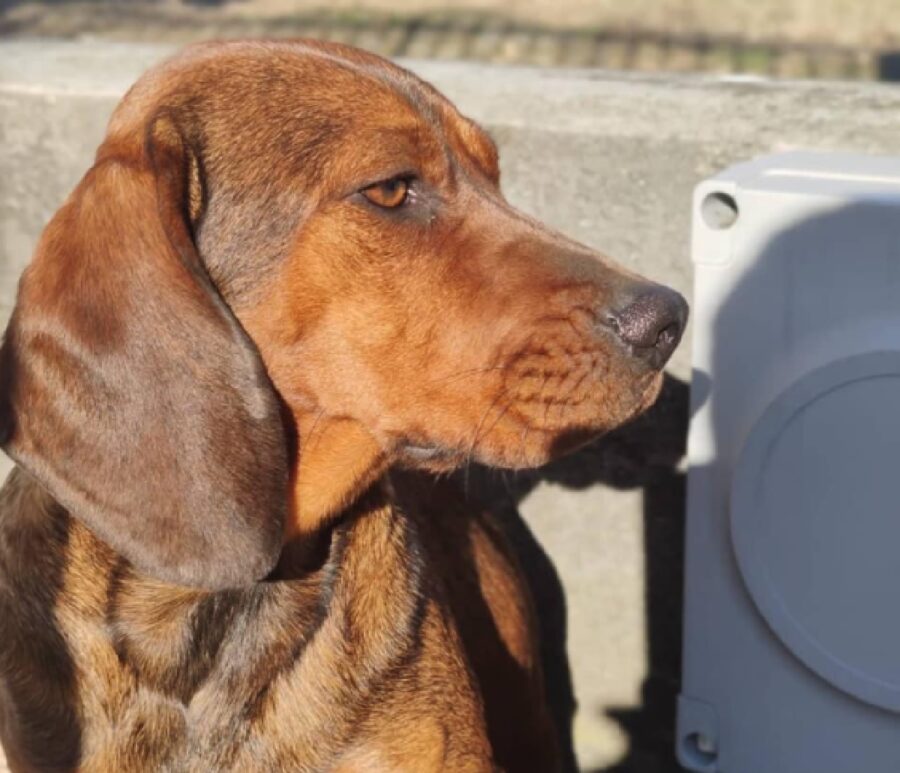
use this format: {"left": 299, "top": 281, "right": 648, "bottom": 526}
{"left": 605, "top": 287, "right": 688, "bottom": 369}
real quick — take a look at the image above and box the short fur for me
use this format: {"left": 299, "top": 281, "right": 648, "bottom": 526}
{"left": 0, "top": 40, "right": 684, "bottom": 772}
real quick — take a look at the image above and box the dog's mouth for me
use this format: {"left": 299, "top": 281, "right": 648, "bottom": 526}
{"left": 402, "top": 444, "right": 445, "bottom": 461}
{"left": 391, "top": 365, "right": 665, "bottom": 474}
{"left": 397, "top": 442, "right": 465, "bottom": 470}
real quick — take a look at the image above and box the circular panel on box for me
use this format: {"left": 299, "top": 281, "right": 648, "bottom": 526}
{"left": 731, "top": 351, "right": 900, "bottom": 712}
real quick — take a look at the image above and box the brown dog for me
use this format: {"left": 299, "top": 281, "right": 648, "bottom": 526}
{"left": 0, "top": 40, "right": 686, "bottom": 772}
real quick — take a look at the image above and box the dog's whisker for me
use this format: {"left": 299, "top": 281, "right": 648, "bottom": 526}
{"left": 538, "top": 372, "right": 555, "bottom": 429}
{"left": 304, "top": 407, "right": 327, "bottom": 452}
{"left": 464, "top": 386, "right": 515, "bottom": 495}
{"left": 429, "top": 364, "right": 511, "bottom": 385}
{"left": 469, "top": 398, "right": 515, "bottom": 493}
{"left": 516, "top": 419, "right": 534, "bottom": 468}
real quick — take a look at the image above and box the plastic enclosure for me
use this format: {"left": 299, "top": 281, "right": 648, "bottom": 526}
{"left": 678, "top": 152, "right": 900, "bottom": 773}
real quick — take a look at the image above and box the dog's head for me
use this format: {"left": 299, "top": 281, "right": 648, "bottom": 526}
{"left": 0, "top": 41, "right": 686, "bottom": 588}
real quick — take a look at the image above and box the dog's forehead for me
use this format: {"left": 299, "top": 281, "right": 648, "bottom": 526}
{"left": 111, "top": 41, "right": 492, "bottom": 172}
{"left": 121, "top": 42, "right": 434, "bottom": 126}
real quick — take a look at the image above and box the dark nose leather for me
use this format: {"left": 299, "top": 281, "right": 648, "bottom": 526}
{"left": 605, "top": 287, "right": 688, "bottom": 369}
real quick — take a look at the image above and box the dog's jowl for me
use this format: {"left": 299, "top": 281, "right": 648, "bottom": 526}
{"left": 0, "top": 41, "right": 686, "bottom": 772}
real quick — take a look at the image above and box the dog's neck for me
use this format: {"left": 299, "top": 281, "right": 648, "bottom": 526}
{"left": 284, "top": 413, "right": 390, "bottom": 544}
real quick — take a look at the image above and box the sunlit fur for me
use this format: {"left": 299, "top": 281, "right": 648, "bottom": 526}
{"left": 0, "top": 40, "right": 683, "bottom": 773}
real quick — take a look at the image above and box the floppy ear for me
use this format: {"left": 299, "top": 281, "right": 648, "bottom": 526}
{"left": 0, "top": 115, "right": 288, "bottom": 589}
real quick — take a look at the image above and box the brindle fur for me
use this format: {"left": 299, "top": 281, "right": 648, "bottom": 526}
{"left": 1, "top": 467, "right": 555, "bottom": 772}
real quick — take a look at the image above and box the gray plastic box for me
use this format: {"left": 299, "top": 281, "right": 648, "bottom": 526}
{"left": 678, "top": 152, "right": 900, "bottom": 773}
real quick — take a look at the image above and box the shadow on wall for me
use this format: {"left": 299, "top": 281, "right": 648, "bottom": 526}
{"left": 677, "top": 200, "right": 900, "bottom": 772}
{"left": 460, "top": 372, "right": 691, "bottom": 773}
{"left": 523, "top": 198, "right": 900, "bottom": 773}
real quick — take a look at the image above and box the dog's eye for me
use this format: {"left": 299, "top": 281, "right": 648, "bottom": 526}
{"left": 361, "top": 178, "right": 410, "bottom": 209}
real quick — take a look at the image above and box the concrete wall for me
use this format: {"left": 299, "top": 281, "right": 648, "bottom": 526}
{"left": 3, "top": 41, "right": 900, "bottom": 771}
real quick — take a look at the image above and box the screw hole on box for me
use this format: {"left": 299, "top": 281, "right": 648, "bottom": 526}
{"left": 701, "top": 191, "right": 739, "bottom": 230}
{"left": 680, "top": 731, "right": 718, "bottom": 769}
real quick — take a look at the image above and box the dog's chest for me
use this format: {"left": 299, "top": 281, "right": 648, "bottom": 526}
{"left": 0, "top": 479, "right": 493, "bottom": 772}
{"left": 0, "top": 474, "right": 531, "bottom": 771}
{"left": 53, "top": 511, "right": 439, "bottom": 771}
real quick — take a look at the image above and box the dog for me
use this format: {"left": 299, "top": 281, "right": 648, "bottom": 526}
{"left": 0, "top": 40, "right": 686, "bottom": 772}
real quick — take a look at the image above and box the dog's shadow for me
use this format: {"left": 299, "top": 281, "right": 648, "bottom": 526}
{"left": 457, "top": 373, "right": 690, "bottom": 773}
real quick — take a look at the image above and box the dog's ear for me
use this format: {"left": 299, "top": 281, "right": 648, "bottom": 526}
{"left": 0, "top": 114, "right": 288, "bottom": 589}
